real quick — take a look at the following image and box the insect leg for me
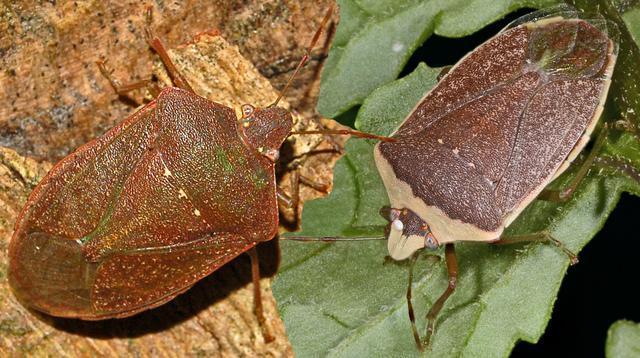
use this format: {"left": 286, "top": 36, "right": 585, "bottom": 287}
{"left": 97, "top": 60, "right": 161, "bottom": 99}
{"left": 591, "top": 120, "right": 640, "bottom": 184}
{"left": 298, "top": 173, "right": 330, "bottom": 192}
{"left": 296, "top": 19, "right": 343, "bottom": 153}
{"left": 405, "top": 251, "right": 424, "bottom": 351}
{"left": 423, "top": 243, "right": 458, "bottom": 349}
{"left": 289, "top": 170, "right": 301, "bottom": 221}
{"left": 494, "top": 231, "right": 578, "bottom": 265}
{"left": 143, "top": 8, "right": 195, "bottom": 93}
{"left": 279, "top": 168, "right": 329, "bottom": 227}
{"left": 594, "top": 156, "right": 640, "bottom": 183}
{"left": 276, "top": 187, "right": 294, "bottom": 209}
{"left": 247, "top": 247, "right": 275, "bottom": 343}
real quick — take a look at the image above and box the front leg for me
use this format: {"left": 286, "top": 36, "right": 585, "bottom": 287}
{"left": 278, "top": 168, "right": 329, "bottom": 227}
{"left": 422, "top": 244, "right": 458, "bottom": 349}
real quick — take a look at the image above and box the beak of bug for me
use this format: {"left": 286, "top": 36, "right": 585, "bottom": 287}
{"left": 239, "top": 105, "right": 293, "bottom": 162}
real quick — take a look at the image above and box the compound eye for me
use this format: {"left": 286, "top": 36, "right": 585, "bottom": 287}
{"left": 241, "top": 104, "right": 255, "bottom": 118}
{"left": 425, "top": 232, "right": 439, "bottom": 249}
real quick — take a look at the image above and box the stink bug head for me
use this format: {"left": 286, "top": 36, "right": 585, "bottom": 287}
{"left": 381, "top": 206, "right": 439, "bottom": 260}
{"left": 239, "top": 105, "right": 293, "bottom": 161}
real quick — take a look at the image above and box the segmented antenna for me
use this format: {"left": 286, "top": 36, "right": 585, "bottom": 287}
{"left": 290, "top": 129, "right": 396, "bottom": 142}
{"left": 270, "top": 5, "right": 334, "bottom": 107}
{"left": 281, "top": 236, "right": 387, "bottom": 242}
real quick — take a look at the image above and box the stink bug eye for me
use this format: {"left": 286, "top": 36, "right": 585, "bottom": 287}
{"left": 241, "top": 104, "right": 255, "bottom": 118}
{"left": 425, "top": 233, "right": 438, "bottom": 250}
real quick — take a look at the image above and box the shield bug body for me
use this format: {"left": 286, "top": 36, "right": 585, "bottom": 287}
{"left": 374, "top": 9, "right": 618, "bottom": 349}
{"left": 7, "top": 7, "right": 387, "bottom": 329}
{"left": 9, "top": 85, "right": 288, "bottom": 319}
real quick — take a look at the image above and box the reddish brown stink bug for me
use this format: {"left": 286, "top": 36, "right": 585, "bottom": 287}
{"left": 6, "top": 6, "right": 389, "bottom": 335}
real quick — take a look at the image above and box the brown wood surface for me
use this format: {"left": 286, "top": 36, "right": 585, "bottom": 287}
{"left": 1, "top": 1, "right": 339, "bottom": 356}
{"left": 0, "top": 0, "right": 332, "bottom": 161}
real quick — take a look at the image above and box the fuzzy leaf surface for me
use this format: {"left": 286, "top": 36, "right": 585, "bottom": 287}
{"left": 274, "top": 2, "right": 640, "bottom": 356}
{"left": 606, "top": 320, "right": 640, "bottom": 358}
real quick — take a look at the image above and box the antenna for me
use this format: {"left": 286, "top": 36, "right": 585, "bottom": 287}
{"left": 289, "top": 129, "right": 396, "bottom": 143}
{"left": 281, "top": 236, "right": 387, "bottom": 242}
{"left": 270, "top": 5, "right": 334, "bottom": 107}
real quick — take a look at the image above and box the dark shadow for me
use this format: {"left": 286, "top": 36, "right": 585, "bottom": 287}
{"left": 42, "top": 239, "right": 280, "bottom": 338}
{"left": 333, "top": 105, "right": 359, "bottom": 127}
{"left": 512, "top": 193, "right": 640, "bottom": 356}
{"left": 399, "top": 8, "right": 535, "bottom": 76}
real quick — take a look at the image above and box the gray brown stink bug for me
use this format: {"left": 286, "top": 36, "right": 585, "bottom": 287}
{"left": 374, "top": 8, "right": 618, "bottom": 349}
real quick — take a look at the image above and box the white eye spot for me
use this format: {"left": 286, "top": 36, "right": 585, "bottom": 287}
{"left": 392, "top": 42, "right": 404, "bottom": 53}
{"left": 392, "top": 219, "right": 404, "bottom": 231}
{"left": 194, "top": 209, "right": 201, "bottom": 216}
{"left": 241, "top": 104, "right": 254, "bottom": 117}
{"left": 178, "top": 189, "right": 187, "bottom": 199}
{"left": 163, "top": 166, "right": 172, "bottom": 177}
{"left": 452, "top": 148, "right": 459, "bottom": 155}
{"left": 437, "top": 138, "right": 443, "bottom": 144}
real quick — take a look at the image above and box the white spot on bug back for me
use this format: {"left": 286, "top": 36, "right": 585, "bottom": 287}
{"left": 484, "top": 177, "right": 495, "bottom": 187}
{"left": 163, "top": 166, "right": 172, "bottom": 177}
{"left": 178, "top": 189, "right": 187, "bottom": 199}
{"left": 452, "top": 148, "right": 459, "bottom": 155}
{"left": 437, "top": 138, "right": 444, "bottom": 144}
{"left": 194, "top": 209, "right": 201, "bottom": 216}
{"left": 392, "top": 42, "right": 404, "bottom": 53}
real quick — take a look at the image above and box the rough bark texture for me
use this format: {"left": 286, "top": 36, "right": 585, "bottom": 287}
{"left": 1, "top": 1, "right": 339, "bottom": 356}
{"left": 0, "top": 0, "right": 332, "bottom": 161}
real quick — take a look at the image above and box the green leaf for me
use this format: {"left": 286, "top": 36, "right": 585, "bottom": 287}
{"left": 606, "top": 320, "right": 640, "bottom": 358}
{"left": 317, "top": 0, "right": 560, "bottom": 118}
{"left": 274, "top": 2, "right": 640, "bottom": 357}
